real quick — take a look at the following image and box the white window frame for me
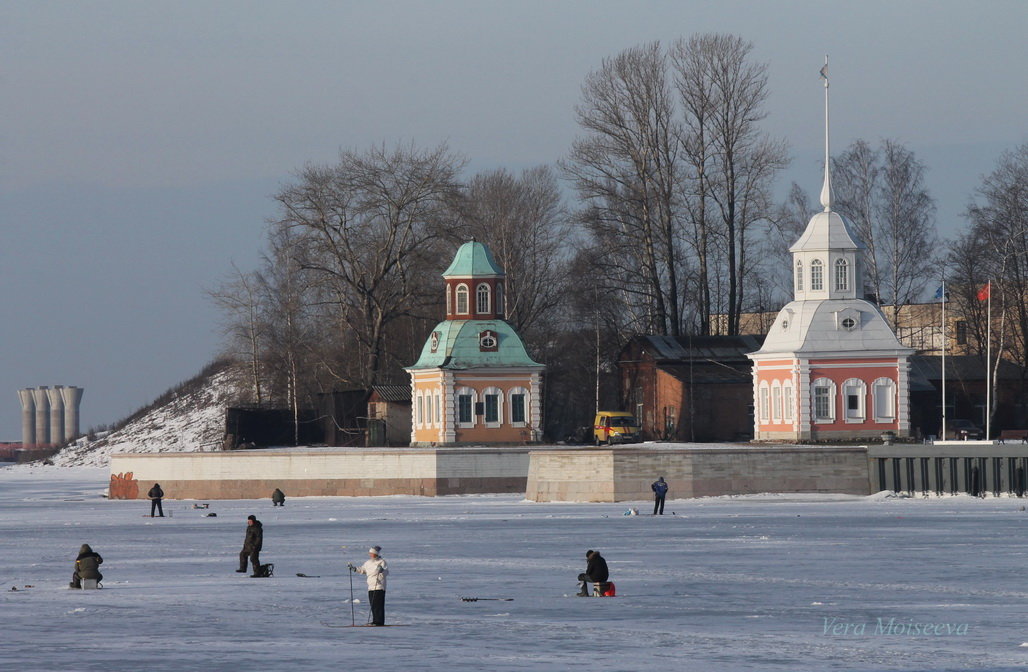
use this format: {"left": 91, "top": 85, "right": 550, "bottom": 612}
{"left": 810, "top": 259, "right": 824, "bottom": 291}
{"left": 416, "top": 393, "right": 424, "bottom": 428}
{"left": 795, "top": 260, "right": 804, "bottom": 291}
{"left": 771, "top": 380, "right": 783, "bottom": 423}
{"left": 482, "top": 386, "right": 503, "bottom": 427}
{"left": 783, "top": 381, "right": 794, "bottom": 422}
{"left": 476, "top": 282, "right": 491, "bottom": 315}
{"left": 812, "top": 377, "right": 836, "bottom": 423}
{"left": 872, "top": 377, "right": 896, "bottom": 422}
{"left": 508, "top": 387, "right": 529, "bottom": 427}
{"left": 446, "top": 286, "right": 452, "bottom": 315}
{"left": 834, "top": 258, "right": 849, "bottom": 292}
{"left": 435, "top": 392, "right": 442, "bottom": 424}
{"left": 496, "top": 283, "right": 505, "bottom": 316}
{"left": 758, "top": 381, "right": 770, "bottom": 423}
{"left": 456, "top": 386, "right": 477, "bottom": 428}
{"left": 455, "top": 284, "right": 470, "bottom": 315}
{"left": 842, "top": 377, "right": 866, "bottom": 423}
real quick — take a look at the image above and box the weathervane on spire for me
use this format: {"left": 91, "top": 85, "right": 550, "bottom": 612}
{"left": 819, "top": 55, "right": 832, "bottom": 212}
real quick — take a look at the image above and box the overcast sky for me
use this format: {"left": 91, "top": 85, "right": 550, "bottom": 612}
{"left": 2, "top": 0, "right": 1025, "bottom": 441}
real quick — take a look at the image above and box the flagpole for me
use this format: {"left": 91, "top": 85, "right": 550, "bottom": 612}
{"left": 986, "top": 279, "right": 991, "bottom": 441}
{"left": 941, "top": 279, "right": 946, "bottom": 442}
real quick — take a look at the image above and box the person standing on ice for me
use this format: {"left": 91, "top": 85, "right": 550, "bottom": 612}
{"left": 236, "top": 515, "right": 263, "bottom": 575}
{"left": 651, "top": 476, "right": 668, "bottom": 515}
{"left": 577, "top": 549, "right": 608, "bottom": 597}
{"left": 147, "top": 483, "right": 164, "bottom": 517}
{"left": 351, "top": 546, "right": 388, "bottom": 625}
{"left": 70, "top": 544, "right": 103, "bottom": 589}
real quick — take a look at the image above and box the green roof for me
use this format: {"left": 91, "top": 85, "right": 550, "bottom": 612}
{"left": 441, "top": 241, "right": 505, "bottom": 278}
{"left": 407, "top": 320, "right": 543, "bottom": 370}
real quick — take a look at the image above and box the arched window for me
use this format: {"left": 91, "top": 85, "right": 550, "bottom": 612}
{"left": 810, "top": 259, "right": 824, "bottom": 291}
{"left": 782, "top": 381, "right": 794, "bottom": 421}
{"left": 771, "top": 380, "right": 783, "bottom": 423}
{"left": 435, "top": 392, "right": 442, "bottom": 424}
{"left": 795, "top": 260, "right": 804, "bottom": 291}
{"left": 476, "top": 283, "right": 491, "bottom": 315}
{"left": 812, "top": 377, "right": 836, "bottom": 423}
{"left": 509, "top": 387, "right": 529, "bottom": 427}
{"left": 416, "top": 393, "right": 424, "bottom": 427}
{"left": 835, "top": 258, "right": 849, "bottom": 292}
{"left": 842, "top": 378, "right": 866, "bottom": 423}
{"left": 758, "top": 381, "right": 771, "bottom": 423}
{"left": 482, "top": 386, "right": 503, "bottom": 427}
{"left": 446, "top": 286, "right": 452, "bottom": 315}
{"left": 455, "top": 284, "right": 469, "bottom": 315}
{"left": 495, "top": 283, "right": 505, "bottom": 317}
{"left": 456, "top": 386, "right": 477, "bottom": 427}
{"left": 872, "top": 377, "right": 896, "bottom": 422}
{"left": 426, "top": 394, "right": 435, "bottom": 427}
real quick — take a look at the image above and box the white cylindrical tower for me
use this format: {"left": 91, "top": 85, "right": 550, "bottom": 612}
{"left": 32, "top": 387, "right": 51, "bottom": 446}
{"left": 61, "top": 386, "right": 84, "bottom": 441}
{"left": 18, "top": 389, "right": 36, "bottom": 447}
{"left": 47, "top": 386, "right": 66, "bottom": 446}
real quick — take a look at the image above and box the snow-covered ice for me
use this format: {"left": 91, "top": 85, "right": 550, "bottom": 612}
{"left": 2, "top": 466, "right": 1026, "bottom": 671}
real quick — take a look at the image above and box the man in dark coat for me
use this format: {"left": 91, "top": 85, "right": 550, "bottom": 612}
{"left": 651, "top": 476, "right": 668, "bottom": 515}
{"left": 237, "top": 515, "right": 263, "bottom": 575}
{"left": 577, "top": 549, "right": 609, "bottom": 597}
{"left": 271, "top": 488, "right": 285, "bottom": 507}
{"left": 70, "top": 544, "right": 103, "bottom": 589}
{"left": 147, "top": 483, "right": 165, "bottom": 517}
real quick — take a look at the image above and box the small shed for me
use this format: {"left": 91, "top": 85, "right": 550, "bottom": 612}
{"left": 367, "top": 385, "right": 412, "bottom": 446}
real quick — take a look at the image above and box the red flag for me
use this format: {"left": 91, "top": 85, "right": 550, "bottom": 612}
{"left": 977, "top": 282, "right": 991, "bottom": 301}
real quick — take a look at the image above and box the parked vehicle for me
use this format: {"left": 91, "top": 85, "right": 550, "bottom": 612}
{"left": 945, "top": 419, "right": 984, "bottom": 440}
{"left": 593, "top": 411, "right": 641, "bottom": 446}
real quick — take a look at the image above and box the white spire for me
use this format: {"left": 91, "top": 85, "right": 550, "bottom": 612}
{"left": 819, "top": 55, "right": 831, "bottom": 212}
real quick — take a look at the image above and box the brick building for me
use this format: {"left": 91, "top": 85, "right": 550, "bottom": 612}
{"left": 617, "top": 335, "right": 764, "bottom": 442}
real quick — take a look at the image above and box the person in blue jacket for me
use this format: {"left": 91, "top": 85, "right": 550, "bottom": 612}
{"left": 651, "top": 476, "right": 668, "bottom": 515}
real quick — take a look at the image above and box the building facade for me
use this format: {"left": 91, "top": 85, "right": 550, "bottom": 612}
{"left": 747, "top": 74, "right": 913, "bottom": 441}
{"left": 406, "top": 242, "right": 544, "bottom": 445}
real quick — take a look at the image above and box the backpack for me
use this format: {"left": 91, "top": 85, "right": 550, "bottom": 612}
{"left": 254, "top": 563, "right": 274, "bottom": 578}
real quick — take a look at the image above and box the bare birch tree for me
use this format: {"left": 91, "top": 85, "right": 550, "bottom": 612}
{"left": 208, "top": 263, "right": 266, "bottom": 405}
{"left": 832, "top": 139, "right": 938, "bottom": 323}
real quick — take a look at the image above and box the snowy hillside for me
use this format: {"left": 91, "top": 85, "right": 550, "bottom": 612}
{"left": 52, "top": 368, "right": 237, "bottom": 468}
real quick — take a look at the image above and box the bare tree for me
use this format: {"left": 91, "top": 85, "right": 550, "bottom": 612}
{"left": 452, "top": 166, "right": 573, "bottom": 337}
{"left": 671, "top": 33, "right": 788, "bottom": 335}
{"left": 563, "top": 41, "right": 684, "bottom": 336}
{"left": 832, "top": 139, "right": 938, "bottom": 322}
{"left": 207, "top": 263, "right": 265, "bottom": 405}
{"left": 964, "top": 144, "right": 1028, "bottom": 381}
{"left": 273, "top": 142, "right": 464, "bottom": 388}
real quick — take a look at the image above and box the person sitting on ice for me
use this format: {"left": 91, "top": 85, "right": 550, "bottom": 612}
{"left": 70, "top": 544, "right": 103, "bottom": 589}
{"left": 577, "top": 549, "right": 608, "bottom": 597}
{"left": 271, "top": 488, "right": 285, "bottom": 507}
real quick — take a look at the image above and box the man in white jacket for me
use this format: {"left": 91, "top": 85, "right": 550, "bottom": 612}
{"left": 353, "top": 546, "right": 388, "bottom": 626}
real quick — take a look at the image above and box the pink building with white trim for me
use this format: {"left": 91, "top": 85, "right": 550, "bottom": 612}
{"left": 747, "top": 63, "right": 913, "bottom": 441}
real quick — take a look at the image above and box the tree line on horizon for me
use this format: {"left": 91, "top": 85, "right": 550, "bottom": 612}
{"left": 210, "top": 34, "right": 1028, "bottom": 442}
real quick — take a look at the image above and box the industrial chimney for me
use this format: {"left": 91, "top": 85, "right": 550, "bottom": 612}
{"left": 32, "top": 387, "right": 50, "bottom": 446}
{"left": 60, "top": 386, "right": 84, "bottom": 441}
{"left": 17, "top": 389, "right": 35, "bottom": 447}
{"left": 46, "top": 386, "right": 65, "bottom": 446}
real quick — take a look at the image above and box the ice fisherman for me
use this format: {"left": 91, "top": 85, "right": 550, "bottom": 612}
{"left": 271, "top": 488, "right": 285, "bottom": 507}
{"left": 236, "top": 515, "right": 263, "bottom": 576}
{"left": 351, "top": 546, "right": 388, "bottom": 626}
{"left": 147, "top": 483, "right": 165, "bottom": 517}
{"left": 577, "top": 549, "right": 609, "bottom": 597}
{"left": 651, "top": 476, "right": 668, "bottom": 515}
{"left": 70, "top": 544, "right": 103, "bottom": 589}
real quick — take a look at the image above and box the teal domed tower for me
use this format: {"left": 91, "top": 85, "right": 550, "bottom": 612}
{"left": 406, "top": 241, "right": 544, "bottom": 445}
